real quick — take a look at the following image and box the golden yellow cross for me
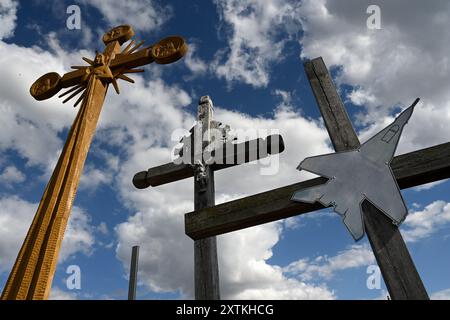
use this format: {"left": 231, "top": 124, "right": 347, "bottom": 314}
{"left": 1, "top": 25, "right": 187, "bottom": 300}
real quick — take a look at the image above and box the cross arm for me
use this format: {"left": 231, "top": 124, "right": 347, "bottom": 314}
{"left": 59, "top": 47, "right": 155, "bottom": 89}
{"left": 184, "top": 141, "right": 450, "bottom": 240}
{"left": 133, "top": 134, "right": 285, "bottom": 188}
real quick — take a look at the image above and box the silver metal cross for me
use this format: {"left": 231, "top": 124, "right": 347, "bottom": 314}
{"left": 292, "top": 98, "right": 419, "bottom": 240}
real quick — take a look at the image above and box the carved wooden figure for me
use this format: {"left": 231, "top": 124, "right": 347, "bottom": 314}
{"left": 1, "top": 25, "right": 187, "bottom": 300}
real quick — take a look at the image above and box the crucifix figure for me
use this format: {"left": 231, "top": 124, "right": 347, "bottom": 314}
{"left": 133, "top": 95, "right": 285, "bottom": 299}
{"left": 1, "top": 25, "right": 187, "bottom": 300}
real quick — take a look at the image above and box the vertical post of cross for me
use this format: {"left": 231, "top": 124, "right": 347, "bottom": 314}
{"left": 194, "top": 96, "right": 221, "bottom": 300}
{"left": 128, "top": 245, "right": 140, "bottom": 300}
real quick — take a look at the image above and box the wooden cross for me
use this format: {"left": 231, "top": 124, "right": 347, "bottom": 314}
{"left": 185, "top": 57, "right": 450, "bottom": 299}
{"left": 133, "top": 95, "right": 285, "bottom": 299}
{"left": 1, "top": 25, "right": 187, "bottom": 300}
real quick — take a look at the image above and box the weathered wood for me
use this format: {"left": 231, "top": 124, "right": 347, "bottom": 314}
{"left": 305, "top": 58, "right": 360, "bottom": 151}
{"left": 193, "top": 96, "right": 221, "bottom": 300}
{"left": 306, "top": 57, "right": 428, "bottom": 300}
{"left": 128, "top": 245, "right": 140, "bottom": 300}
{"left": 185, "top": 141, "right": 450, "bottom": 239}
{"left": 133, "top": 134, "right": 285, "bottom": 188}
{"left": 194, "top": 166, "right": 220, "bottom": 300}
{"left": 362, "top": 201, "right": 429, "bottom": 299}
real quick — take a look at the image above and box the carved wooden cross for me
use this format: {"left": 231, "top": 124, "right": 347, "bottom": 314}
{"left": 1, "top": 25, "right": 187, "bottom": 300}
{"left": 185, "top": 58, "right": 450, "bottom": 300}
{"left": 133, "top": 95, "right": 285, "bottom": 299}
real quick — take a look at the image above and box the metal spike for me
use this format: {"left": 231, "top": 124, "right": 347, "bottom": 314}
{"left": 62, "top": 86, "right": 85, "bottom": 104}
{"left": 128, "top": 41, "right": 144, "bottom": 54}
{"left": 122, "top": 40, "right": 136, "bottom": 54}
{"left": 59, "top": 84, "right": 84, "bottom": 98}
{"left": 123, "top": 69, "right": 145, "bottom": 74}
{"left": 112, "top": 79, "right": 120, "bottom": 94}
{"left": 82, "top": 57, "right": 95, "bottom": 65}
{"left": 73, "top": 91, "right": 86, "bottom": 108}
{"left": 117, "top": 74, "right": 135, "bottom": 83}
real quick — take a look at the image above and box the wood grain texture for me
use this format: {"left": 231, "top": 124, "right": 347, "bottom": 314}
{"left": 185, "top": 142, "right": 450, "bottom": 239}
{"left": 304, "top": 58, "right": 360, "bottom": 151}
{"left": 1, "top": 42, "right": 119, "bottom": 300}
{"left": 362, "top": 201, "right": 429, "bottom": 299}
{"left": 194, "top": 166, "right": 220, "bottom": 299}
{"left": 134, "top": 134, "right": 285, "bottom": 188}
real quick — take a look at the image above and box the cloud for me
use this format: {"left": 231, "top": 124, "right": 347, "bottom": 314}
{"left": 431, "top": 288, "right": 450, "bottom": 300}
{"left": 412, "top": 179, "right": 448, "bottom": 192}
{"left": 283, "top": 243, "right": 375, "bottom": 281}
{"left": 97, "top": 222, "right": 109, "bottom": 235}
{"left": 183, "top": 42, "right": 208, "bottom": 76}
{"left": 298, "top": 0, "right": 450, "bottom": 151}
{"left": 212, "top": 0, "right": 301, "bottom": 88}
{"left": 0, "top": 165, "right": 25, "bottom": 185}
{"left": 80, "top": 0, "right": 173, "bottom": 32}
{"left": 401, "top": 200, "right": 450, "bottom": 243}
{"left": 48, "top": 286, "right": 78, "bottom": 300}
{"left": 79, "top": 165, "right": 114, "bottom": 192}
{"left": 218, "top": 222, "right": 335, "bottom": 299}
{"left": 0, "top": 196, "right": 96, "bottom": 274}
{"left": 59, "top": 206, "right": 96, "bottom": 262}
{"left": 0, "top": 0, "right": 18, "bottom": 40}
{"left": 280, "top": 199, "right": 450, "bottom": 286}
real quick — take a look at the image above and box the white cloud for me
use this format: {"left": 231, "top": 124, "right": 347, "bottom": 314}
{"left": 0, "top": 196, "right": 96, "bottom": 273}
{"left": 280, "top": 199, "right": 450, "bottom": 286}
{"left": 212, "top": 0, "right": 301, "bottom": 87}
{"left": 431, "top": 288, "right": 450, "bottom": 300}
{"left": 298, "top": 0, "right": 450, "bottom": 151}
{"left": 48, "top": 286, "right": 78, "bottom": 300}
{"left": 283, "top": 243, "right": 375, "bottom": 281}
{"left": 0, "top": 165, "right": 25, "bottom": 184}
{"left": 413, "top": 179, "right": 448, "bottom": 192}
{"left": 79, "top": 165, "right": 113, "bottom": 192}
{"left": 402, "top": 201, "right": 450, "bottom": 243}
{"left": 80, "top": 0, "right": 172, "bottom": 32}
{"left": 0, "top": 0, "right": 18, "bottom": 40}
{"left": 218, "top": 222, "right": 335, "bottom": 299}
{"left": 97, "top": 222, "right": 109, "bottom": 235}
{"left": 59, "top": 206, "right": 96, "bottom": 262}
{"left": 183, "top": 42, "right": 208, "bottom": 76}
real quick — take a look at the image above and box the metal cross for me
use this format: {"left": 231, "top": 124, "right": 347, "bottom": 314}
{"left": 292, "top": 99, "right": 419, "bottom": 240}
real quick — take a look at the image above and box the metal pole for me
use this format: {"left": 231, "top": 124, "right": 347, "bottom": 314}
{"left": 128, "top": 245, "right": 140, "bottom": 300}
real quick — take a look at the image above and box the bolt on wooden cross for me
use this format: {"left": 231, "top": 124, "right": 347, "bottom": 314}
{"left": 1, "top": 25, "right": 187, "bottom": 300}
{"left": 133, "top": 95, "right": 285, "bottom": 299}
{"left": 185, "top": 58, "right": 450, "bottom": 300}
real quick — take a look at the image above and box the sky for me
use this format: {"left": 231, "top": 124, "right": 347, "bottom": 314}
{"left": 0, "top": 0, "right": 449, "bottom": 300}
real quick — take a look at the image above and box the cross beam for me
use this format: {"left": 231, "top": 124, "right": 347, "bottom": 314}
{"left": 185, "top": 142, "right": 450, "bottom": 239}
{"left": 133, "top": 134, "right": 285, "bottom": 188}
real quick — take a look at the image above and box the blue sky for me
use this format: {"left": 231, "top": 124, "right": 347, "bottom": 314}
{"left": 0, "top": 0, "right": 449, "bottom": 300}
